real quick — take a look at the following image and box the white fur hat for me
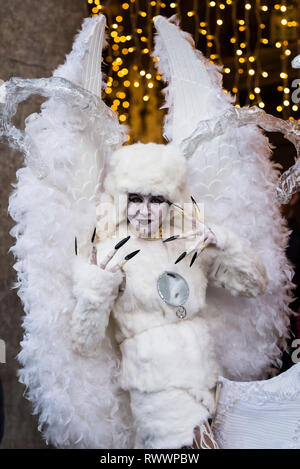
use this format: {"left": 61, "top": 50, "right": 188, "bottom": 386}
{"left": 104, "top": 142, "right": 188, "bottom": 203}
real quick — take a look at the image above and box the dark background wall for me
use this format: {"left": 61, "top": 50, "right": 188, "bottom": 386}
{"left": 0, "top": 0, "right": 88, "bottom": 449}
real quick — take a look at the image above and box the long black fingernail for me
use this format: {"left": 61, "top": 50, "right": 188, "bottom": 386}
{"left": 190, "top": 251, "right": 198, "bottom": 267}
{"left": 75, "top": 236, "right": 78, "bottom": 255}
{"left": 163, "top": 235, "right": 179, "bottom": 243}
{"left": 115, "top": 235, "right": 130, "bottom": 250}
{"left": 125, "top": 249, "right": 140, "bottom": 260}
{"left": 91, "top": 227, "right": 96, "bottom": 243}
{"left": 175, "top": 252, "right": 186, "bottom": 264}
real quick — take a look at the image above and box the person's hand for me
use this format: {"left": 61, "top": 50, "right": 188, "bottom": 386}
{"left": 75, "top": 231, "right": 140, "bottom": 275}
{"left": 163, "top": 196, "right": 217, "bottom": 266}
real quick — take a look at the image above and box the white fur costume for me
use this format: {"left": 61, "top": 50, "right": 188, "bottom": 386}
{"left": 0, "top": 15, "right": 294, "bottom": 448}
{"left": 70, "top": 142, "right": 268, "bottom": 449}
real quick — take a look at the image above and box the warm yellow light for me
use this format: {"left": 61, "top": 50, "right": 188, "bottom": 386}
{"left": 209, "top": 1, "right": 216, "bottom": 6}
{"left": 238, "top": 19, "right": 245, "bottom": 25}
{"left": 140, "top": 36, "right": 147, "bottom": 42}
{"left": 113, "top": 99, "right": 120, "bottom": 106}
{"left": 119, "top": 114, "right": 127, "bottom": 122}
{"left": 187, "top": 11, "right": 195, "bottom": 16}
{"left": 200, "top": 22, "right": 206, "bottom": 27}
{"left": 122, "top": 48, "right": 128, "bottom": 55}
{"left": 126, "top": 35, "right": 132, "bottom": 40}
{"left": 285, "top": 49, "right": 291, "bottom": 56}
{"left": 128, "top": 47, "right": 134, "bottom": 53}
{"left": 150, "top": 0, "right": 156, "bottom": 5}
{"left": 236, "top": 49, "right": 242, "bottom": 56}
{"left": 277, "top": 86, "right": 283, "bottom": 91}
{"left": 245, "top": 3, "right": 251, "bottom": 10}
{"left": 92, "top": 7, "right": 99, "bottom": 13}
{"left": 156, "top": 74, "right": 161, "bottom": 80}
{"left": 239, "top": 58, "right": 246, "bottom": 63}
{"left": 124, "top": 80, "right": 130, "bottom": 87}
{"left": 122, "top": 3, "right": 129, "bottom": 9}
{"left": 280, "top": 72, "right": 288, "bottom": 79}
{"left": 170, "top": 2, "right": 176, "bottom": 7}
{"left": 105, "top": 88, "right": 112, "bottom": 94}
{"left": 283, "top": 100, "right": 289, "bottom": 106}
{"left": 112, "top": 65, "right": 119, "bottom": 72}
{"left": 123, "top": 101, "right": 130, "bottom": 108}
{"left": 146, "top": 73, "right": 152, "bottom": 79}
{"left": 249, "top": 69, "right": 255, "bottom": 76}
{"left": 280, "top": 5, "right": 287, "bottom": 12}
{"left": 261, "top": 5, "right": 268, "bottom": 11}
{"left": 232, "top": 87, "right": 238, "bottom": 93}
{"left": 249, "top": 56, "right": 255, "bottom": 62}
{"left": 134, "top": 81, "right": 139, "bottom": 87}
{"left": 116, "top": 91, "right": 126, "bottom": 99}
{"left": 254, "top": 87, "right": 260, "bottom": 93}
{"left": 201, "top": 29, "right": 207, "bottom": 35}
{"left": 261, "top": 38, "right": 268, "bottom": 44}
{"left": 262, "top": 71, "right": 268, "bottom": 78}
{"left": 260, "top": 24, "right": 266, "bottom": 29}
{"left": 277, "top": 106, "right": 283, "bottom": 112}
{"left": 258, "top": 102, "right": 265, "bottom": 108}
{"left": 116, "top": 16, "right": 123, "bottom": 22}
{"left": 239, "top": 26, "right": 246, "bottom": 32}
{"left": 136, "top": 28, "right": 142, "bottom": 34}
{"left": 240, "top": 42, "right": 246, "bottom": 48}
{"left": 142, "top": 48, "right": 149, "bottom": 54}
{"left": 143, "top": 95, "right": 149, "bottom": 102}
{"left": 238, "top": 68, "right": 244, "bottom": 74}
{"left": 249, "top": 93, "right": 255, "bottom": 100}
{"left": 220, "top": 3, "right": 225, "bottom": 9}
{"left": 111, "top": 31, "right": 118, "bottom": 37}
{"left": 281, "top": 19, "right": 287, "bottom": 25}
{"left": 140, "top": 70, "right": 146, "bottom": 76}
{"left": 88, "top": 0, "right": 93, "bottom": 3}
{"left": 139, "top": 11, "right": 147, "bottom": 17}
{"left": 226, "top": 0, "right": 232, "bottom": 4}
{"left": 230, "top": 37, "right": 236, "bottom": 43}
{"left": 274, "top": 4, "right": 280, "bottom": 10}
{"left": 210, "top": 54, "right": 217, "bottom": 60}
{"left": 292, "top": 105, "right": 298, "bottom": 111}
{"left": 275, "top": 42, "right": 281, "bottom": 48}
{"left": 207, "top": 41, "right": 213, "bottom": 47}
{"left": 148, "top": 82, "right": 154, "bottom": 88}
{"left": 224, "top": 67, "right": 231, "bottom": 74}
{"left": 217, "top": 19, "right": 223, "bottom": 25}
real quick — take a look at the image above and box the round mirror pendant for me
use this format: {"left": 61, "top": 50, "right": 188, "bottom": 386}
{"left": 176, "top": 306, "right": 187, "bottom": 319}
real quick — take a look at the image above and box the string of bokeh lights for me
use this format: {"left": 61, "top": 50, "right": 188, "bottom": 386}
{"left": 87, "top": 0, "right": 300, "bottom": 131}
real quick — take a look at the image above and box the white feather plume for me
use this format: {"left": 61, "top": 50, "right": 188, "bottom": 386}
{"left": 153, "top": 15, "right": 294, "bottom": 380}
{"left": 8, "top": 16, "right": 133, "bottom": 448}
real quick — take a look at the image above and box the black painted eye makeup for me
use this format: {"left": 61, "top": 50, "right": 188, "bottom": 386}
{"left": 128, "top": 193, "right": 143, "bottom": 203}
{"left": 150, "top": 196, "right": 166, "bottom": 204}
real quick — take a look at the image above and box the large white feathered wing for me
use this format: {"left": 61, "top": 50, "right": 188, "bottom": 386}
{"left": 154, "top": 16, "right": 293, "bottom": 381}
{"left": 5, "top": 16, "right": 133, "bottom": 448}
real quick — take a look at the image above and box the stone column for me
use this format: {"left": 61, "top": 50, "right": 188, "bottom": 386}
{"left": 0, "top": 0, "right": 88, "bottom": 448}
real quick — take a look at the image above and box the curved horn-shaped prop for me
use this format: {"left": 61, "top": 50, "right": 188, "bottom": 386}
{"left": 82, "top": 14, "right": 106, "bottom": 96}
{"left": 180, "top": 105, "right": 300, "bottom": 203}
{"left": 153, "top": 15, "right": 230, "bottom": 144}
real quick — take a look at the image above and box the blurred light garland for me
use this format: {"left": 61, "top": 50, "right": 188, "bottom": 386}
{"left": 87, "top": 0, "right": 300, "bottom": 136}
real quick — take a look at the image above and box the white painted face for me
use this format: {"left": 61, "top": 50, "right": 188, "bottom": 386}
{"left": 127, "top": 193, "right": 170, "bottom": 237}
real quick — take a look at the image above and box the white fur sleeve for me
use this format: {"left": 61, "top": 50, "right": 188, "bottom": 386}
{"left": 71, "top": 256, "right": 123, "bottom": 357}
{"left": 207, "top": 224, "right": 268, "bottom": 297}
